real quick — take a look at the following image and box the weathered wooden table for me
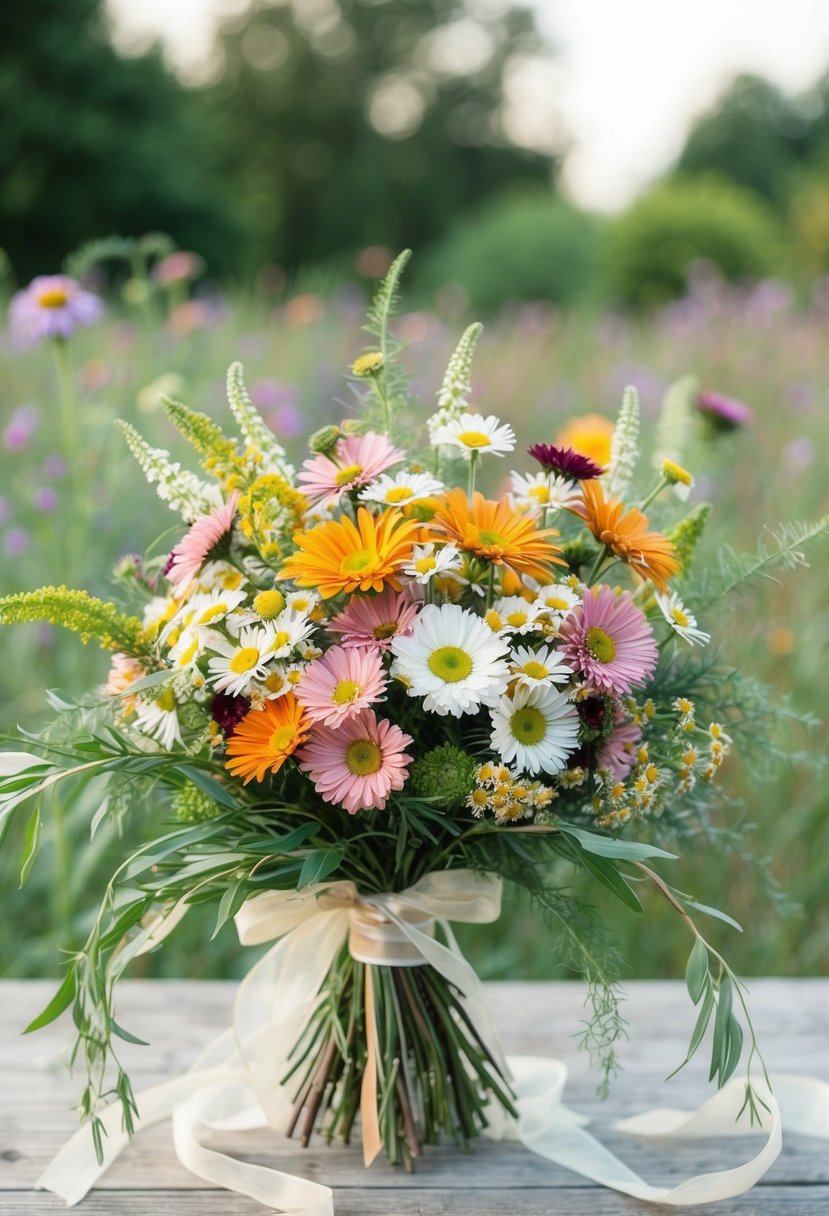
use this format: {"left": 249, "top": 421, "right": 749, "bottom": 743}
{"left": 0, "top": 979, "right": 826, "bottom": 1213}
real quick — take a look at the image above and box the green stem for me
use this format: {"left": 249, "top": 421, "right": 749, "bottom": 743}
{"left": 639, "top": 477, "right": 670, "bottom": 514}
{"left": 50, "top": 788, "right": 73, "bottom": 943}
{"left": 52, "top": 338, "right": 76, "bottom": 471}
{"left": 586, "top": 545, "right": 609, "bottom": 587}
{"left": 485, "top": 562, "right": 496, "bottom": 610}
{"left": 467, "top": 451, "right": 478, "bottom": 498}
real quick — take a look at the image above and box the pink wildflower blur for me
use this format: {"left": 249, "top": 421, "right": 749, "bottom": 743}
{"left": 328, "top": 586, "right": 421, "bottom": 650}
{"left": 559, "top": 585, "right": 657, "bottom": 696}
{"left": 297, "top": 709, "right": 413, "bottom": 814}
{"left": 166, "top": 492, "right": 239, "bottom": 595}
{"left": 295, "top": 645, "right": 387, "bottom": 727}
{"left": 298, "top": 432, "right": 404, "bottom": 505}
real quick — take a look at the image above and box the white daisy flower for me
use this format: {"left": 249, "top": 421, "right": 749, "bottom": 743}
{"left": 143, "top": 596, "right": 176, "bottom": 635}
{"left": 656, "top": 592, "right": 711, "bottom": 647}
{"left": 430, "top": 413, "right": 516, "bottom": 459}
{"left": 490, "top": 683, "right": 580, "bottom": 776}
{"left": 133, "top": 690, "right": 183, "bottom": 751}
{"left": 161, "top": 587, "right": 248, "bottom": 643}
{"left": 268, "top": 608, "right": 316, "bottom": 657}
{"left": 286, "top": 590, "right": 321, "bottom": 616}
{"left": 195, "top": 561, "right": 247, "bottom": 595}
{"left": 485, "top": 596, "right": 545, "bottom": 636}
{"left": 403, "top": 542, "right": 462, "bottom": 585}
{"left": 207, "top": 625, "right": 282, "bottom": 696}
{"left": 509, "top": 644, "right": 574, "bottom": 689}
{"left": 390, "top": 602, "right": 511, "bottom": 717}
{"left": 167, "top": 626, "right": 209, "bottom": 670}
{"left": 509, "top": 471, "right": 581, "bottom": 514}
{"left": 360, "top": 470, "right": 444, "bottom": 507}
{"left": 534, "top": 583, "right": 581, "bottom": 619}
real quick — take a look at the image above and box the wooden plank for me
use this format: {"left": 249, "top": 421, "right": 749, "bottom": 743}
{"left": 2, "top": 1187, "right": 829, "bottom": 1215}
{"left": 1, "top": 980, "right": 826, "bottom": 1208}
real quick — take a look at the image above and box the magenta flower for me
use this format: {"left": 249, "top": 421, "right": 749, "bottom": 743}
{"left": 297, "top": 709, "right": 413, "bottom": 814}
{"left": 328, "top": 586, "right": 421, "bottom": 650}
{"left": 296, "top": 645, "right": 387, "bottom": 727}
{"left": 696, "top": 390, "right": 754, "bottom": 430}
{"left": 559, "top": 585, "right": 658, "bottom": 696}
{"left": 153, "top": 252, "right": 204, "bottom": 286}
{"left": 527, "top": 443, "right": 604, "bottom": 480}
{"left": 298, "top": 432, "right": 404, "bottom": 506}
{"left": 3, "top": 405, "right": 38, "bottom": 452}
{"left": 166, "top": 492, "right": 239, "bottom": 594}
{"left": 598, "top": 706, "right": 643, "bottom": 778}
{"left": 9, "top": 276, "right": 103, "bottom": 347}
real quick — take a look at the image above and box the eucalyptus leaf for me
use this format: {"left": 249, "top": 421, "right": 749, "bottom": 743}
{"left": 24, "top": 969, "right": 76, "bottom": 1033}
{"left": 556, "top": 823, "right": 677, "bottom": 861}
{"left": 297, "top": 846, "right": 345, "bottom": 890}
{"left": 685, "top": 937, "right": 709, "bottom": 1005}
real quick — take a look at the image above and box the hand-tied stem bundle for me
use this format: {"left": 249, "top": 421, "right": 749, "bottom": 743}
{"left": 1, "top": 252, "right": 826, "bottom": 1169}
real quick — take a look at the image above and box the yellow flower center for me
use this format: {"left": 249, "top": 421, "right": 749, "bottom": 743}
{"left": 351, "top": 351, "right": 384, "bottom": 376}
{"left": 176, "top": 638, "right": 199, "bottom": 667}
{"left": 385, "top": 486, "right": 413, "bottom": 504}
{"left": 253, "top": 589, "right": 286, "bottom": 619}
{"left": 545, "top": 595, "right": 570, "bottom": 611}
{"left": 271, "top": 630, "right": 290, "bottom": 651}
{"left": 585, "top": 626, "right": 616, "bottom": 664}
{"left": 457, "top": 430, "right": 491, "bottom": 448}
{"left": 229, "top": 647, "right": 261, "bottom": 674}
{"left": 671, "top": 606, "right": 690, "bottom": 628}
{"left": 288, "top": 669, "right": 302, "bottom": 685}
{"left": 373, "top": 621, "right": 398, "bottom": 640}
{"left": 197, "top": 602, "right": 229, "bottom": 624}
{"left": 265, "top": 672, "right": 286, "bottom": 693}
{"left": 506, "top": 611, "right": 528, "bottom": 628}
{"left": 269, "top": 724, "right": 296, "bottom": 753}
{"left": 221, "top": 571, "right": 243, "bottom": 590}
{"left": 529, "top": 485, "right": 550, "bottom": 504}
{"left": 345, "top": 738, "right": 382, "bottom": 775}
{"left": 37, "top": 287, "right": 68, "bottom": 309}
{"left": 485, "top": 610, "right": 503, "bottom": 632}
{"left": 477, "top": 529, "right": 506, "bottom": 547}
{"left": 662, "top": 458, "right": 693, "bottom": 487}
{"left": 157, "top": 687, "right": 176, "bottom": 712}
{"left": 414, "top": 555, "right": 436, "bottom": 574}
{"left": 509, "top": 706, "right": 547, "bottom": 745}
{"left": 335, "top": 463, "right": 363, "bottom": 487}
{"left": 332, "top": 678, "right": 361, "bottom": 705}
{"left": 428, "top": 645, "right": 473, "bottom": 683}
{"left": 341, "top": 548, "right": 375, "bottom": 573}
{"left": 519, "top": 660, "right": 549, "bottom": 681}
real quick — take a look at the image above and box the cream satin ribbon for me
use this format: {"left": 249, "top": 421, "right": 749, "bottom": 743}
{"left": 37, "top": 870, "right": 829, "bottom": 1211}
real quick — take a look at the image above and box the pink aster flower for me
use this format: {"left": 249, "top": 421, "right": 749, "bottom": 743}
{"left": 559, "top": 585, "right": 657, "bottom": 696}
{"left": 328, "top": 586, "right": 421, "bottom": 650}
{"left": 696, "top": 390, "right": 754, "bottom": 431}
{"left": 298, "top": 432, "right": 404, "bottom": 505}
{"left": 598, "top": 705, "right": 643, "bottom": 778}
{"left": 9, "top": 276, "right": 104, "bottom": 347}
{"left": 166, "top": 492, "right": 240, "bottom": 595}
{"left": 297, "top": 709, "right": 413, "bottom": 814}
{"left": 296, "top": 644, "right": 387, "bottom": 727}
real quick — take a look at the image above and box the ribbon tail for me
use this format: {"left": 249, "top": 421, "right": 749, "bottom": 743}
{"left": 360, "top": 966, "right": 382, "bottom": 1167}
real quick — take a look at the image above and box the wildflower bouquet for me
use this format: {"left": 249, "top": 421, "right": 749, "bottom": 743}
{"left": 2, "top": 253, "right": 826, "bottom": 1205}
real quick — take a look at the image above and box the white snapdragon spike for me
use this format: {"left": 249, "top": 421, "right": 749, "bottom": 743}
{"left": 656, "top": 592, "right": 711, "bottom": 647}
{"left": 116, "top": 420, "right": 221, "bottom": 522}
{"left": 133, "top": 692, "right": 183, "bottom": 751}
{"left": 604, "top": 385, "right": 640, "bottom": 500}
{"left": 430, "top": 413, "right": 516, "bottom": 459}
{"left": 486, "top": 596, "right": 546, "bottom": 636}
{"left": 226, "top": 361, "right": 295, "bottom": 481}
{"left": 207, "top": 625, "right": 283, "bottom": 695}
{"left": 489, "top": 683, "right": 580, "bottom": 776}
{"left": 390, "top": 603, "right": 511, "bottom": 717}
{"left": 403, "top": 542, "right": 462, "bottom": 585}
{"left": 426, "top": 321, "right": 483, "bottom": 441}
{"left": 509, "top": 644, "right": 574, "bottom": 689}
{"left": 509, "top": 471, "right": 581, "bottom": 514}
{"left": 360, "top": 470, "right": 444, "bottom": 507}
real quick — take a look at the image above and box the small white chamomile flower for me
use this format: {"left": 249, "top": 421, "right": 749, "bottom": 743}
{"left": 360, "top": 470, "right": 444, "bottom": 507}
{"left": 509, "top": 643, "right": 574, "bottom": 688}
{"left": 655, "top": 592, "right": 710, "bottom": 647}
{"left": 133, "top": 689, "right": 183, "bottom": 751}
{"left": 403, "top": 542, "right": 462, "bottom": 585}
{"left": 509, "top": 471, "right": 581, "bottom": 514}
{"left": 486, "top": 596, "right": 545, "bottom": 636}
{"left": 207, "top": 625, "right": 282, "bottom": 696}
{"left": 430, "top": 413, "right": 516, "bottom": 459}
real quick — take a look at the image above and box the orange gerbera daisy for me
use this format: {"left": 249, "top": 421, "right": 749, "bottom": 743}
{"left": 573, "top": 480, "right": 679, "bottom": 593}
{"left": 278, "top": 507, "right": 421, "bottom": 599}
{"left": 556, "top": 414, "right": 615, "bottom": 468}
{"left": 225, "top": 693, "right": 310, "bottom": 784}
{"left": 429, "top": 489, "right": 564, "bottom": 582}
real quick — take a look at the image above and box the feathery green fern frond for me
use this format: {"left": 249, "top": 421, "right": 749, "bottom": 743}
{"left": 0, "top": 588, "right": 148, "bottom": 654}
{"left": 695, "top": 517, "right": 829, "bottom": 608}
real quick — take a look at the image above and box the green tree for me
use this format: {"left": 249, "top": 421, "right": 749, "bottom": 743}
{"left": 201, "top": 0, "right": 558, "bottom": 271}
{"left": 0, "top": 0, "right": 243, "bottom": 281}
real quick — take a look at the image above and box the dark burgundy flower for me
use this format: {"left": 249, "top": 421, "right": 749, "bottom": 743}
{"left": 527, "top": 443, "right": 604, "bottom": 480}
{"left": 211, "top": 691, "right": 251, "bottom": 736}
{"left": 696, "top": 390, "right": 754, "bottom": 431}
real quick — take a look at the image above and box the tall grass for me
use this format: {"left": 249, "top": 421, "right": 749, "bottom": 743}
{"left": 1, "top": 272, "right": 826, "bottom": 983}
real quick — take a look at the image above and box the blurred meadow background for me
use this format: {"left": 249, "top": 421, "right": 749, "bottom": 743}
{"left": 1, "top": 0, "right": 828, "bottom": 984}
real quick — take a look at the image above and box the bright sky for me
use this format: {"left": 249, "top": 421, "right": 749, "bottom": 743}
{"left": 107, "top": 0, "right": 829, "bottom": 211}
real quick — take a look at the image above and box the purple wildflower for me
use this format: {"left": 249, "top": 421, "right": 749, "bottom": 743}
{"left": 3, "top": 405, "right": 39, "bottom": 452}
{"left": 3, "top": 527, "right": 29, "bottom": 556}
{"left": 43, "top": 454, "right": 67, "bottom": 480}
{"left": 8, "top": 276, "right": 103, "bottom": 347}
{"left": 696, "top": 390, "right": 754, "bottom": 431}
{"left": 527, "top": 443, "right": 604, "bottom": 480}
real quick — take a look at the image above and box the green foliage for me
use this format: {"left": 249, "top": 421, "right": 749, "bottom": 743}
{"left": 0, "top": 587, "right": 146, "bottom": 654}
{"left": 173, "top": 782, "right": 223, "bottom": 824}
{"left": 605, "top": 178, "right": 783, "bottom": 309}
{"left": 421, "top": 191, "right": 600, "bottom": 313}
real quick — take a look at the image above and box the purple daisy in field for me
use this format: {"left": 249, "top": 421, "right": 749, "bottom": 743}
{"left": 527, "top": 443, "right": 604, "bottom": 480}
{"left": 8, "top": 275, "right": 104, "bottom": 347}
{"left": 696, "top": 390, "right": 754, "bottom": 431}
{"left": 559, "top": 585, "right": 658, "bottom": 697}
